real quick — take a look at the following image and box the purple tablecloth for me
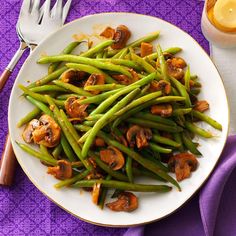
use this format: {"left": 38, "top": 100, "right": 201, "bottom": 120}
{"left": 1, "top": 1, "right": 236, "bottom": 236}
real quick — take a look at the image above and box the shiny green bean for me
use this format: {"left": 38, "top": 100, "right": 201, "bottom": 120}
{"left": 185, "top": 121, "right": 213, "bottom": 138}
{"left": 17, "top": 107, "right": 41, "bottom": 127}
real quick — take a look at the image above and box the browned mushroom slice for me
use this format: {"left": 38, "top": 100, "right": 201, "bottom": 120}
{"left": 100, "top": 146, "right": 125, "bottom": 170}
{"left": 111, "top": 25, "right": 131, "bottom": 50}
{"left": 106, "top": 192, "right": 138, "bottom": 212}
{"left": 83, "top": 172, "right": 103, "bottom": 192}
{"left": 32, "top": 114, "right": 61, "bottom": 147}
{"left": 22, "top": 119, "right": 40, "bottom": 143}
{"left": 126, "top": 125, "right": 152, "bottom": 149}
{"left": 168, "top": 153, "right": 198, "bottom": 181}
{"left": 61, "top": 69, "right": 87, "bottom": 86}
{"left": 47, "top": 160, "right": 72, "bottom": 180}
{"left": 112, "top": 132, "right": 128, "bottom": 147}
{"left": 166, "top": 57, "right": 187, "bottom": 80}
{"left": 92, "top": 182, "right": 101, "bottom": 205}
{"left": 149, "top": 79, "right": 171, "bottom": 94}
{"left": 84, "top": 74, "right": 105, "bottom": 95}
{"left": 100, "top": 26, "right": 115, "bottom": 39}
{"left": 65, "top": 96, "right": 89, "bottom": 119}
{"left": 141, "top": 42, "right": 153, "bottom": 57}
{"left": 112, "top": 69, "right": 139, "bottom": 85}
{"left": 94, "top": 137, "right": 106, "bottom": 147}
{"left": 151, "top": 104, "right": 173, "bottom": 117}
{"left": 193, "top": 100, "right": 209, "bottom": 113}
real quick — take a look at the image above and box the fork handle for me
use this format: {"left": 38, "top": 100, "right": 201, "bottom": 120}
{"left": 0, "top": 41, "right": 28, "bottom": 91}
{"left": 0, "top": 134, "right": 17, "bottom": 186}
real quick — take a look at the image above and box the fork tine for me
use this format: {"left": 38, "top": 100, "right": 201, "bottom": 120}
{"left": 51, "top": 0, "right": 63, "bottom": 18}
{"left": 43, "top": 0, "right": 51, "bottom": 17}
{"left": 20, "top": 0, "right": 31, "bottom": 14}
{"left": 31, "top": 0, "right": 40, "bottom": 12}
{"left": 62, "top": 0, "right": 72, "bottom": 24}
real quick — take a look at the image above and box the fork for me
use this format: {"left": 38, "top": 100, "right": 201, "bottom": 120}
{"left": 0, "top": 0, "right": 72, "bottom": 186}
{"left": 0, "top": 0, "right": 72, "bottom": 91}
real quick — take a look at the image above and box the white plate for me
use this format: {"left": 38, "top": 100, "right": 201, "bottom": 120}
{"left": 9, "top": 13, "right": 229, "bottom": 227}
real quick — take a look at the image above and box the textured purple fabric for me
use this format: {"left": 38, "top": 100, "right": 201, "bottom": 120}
{"left": 0, "top": 1, "right": 234, "bottom": 236}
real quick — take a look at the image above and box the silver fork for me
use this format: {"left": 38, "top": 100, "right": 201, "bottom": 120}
{"left": 0, "top": 0, "right": 72, "bottom": 91}
{"left": 0, "top": 0, "right": 72, "bottom": 186}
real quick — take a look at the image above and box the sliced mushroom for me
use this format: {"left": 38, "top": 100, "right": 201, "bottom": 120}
{"left": 61, "top": 69, "right": 87, "bottom": 86}
{"left": 149, "top": 79, "right": 171, "bottom": 95}
{"left": 94, "top": 137, "right": 106, "bottom": 147}
{"left": 32, "top": 114, "right": 61, "bottom": 147}
{"left": 112, "top": 132, "right": 128, "bottom": 147}
{"left": 141, "top": 42, "right": 153, "bottom": 57}
{"left": 65, "top": 96, "right": 89, "bottom": 119}
{"left": 168, "top": 153, "right": 198, "bottom": 181}
{"left": 92, "top": 182, "right": 101, "bottom": 205}
{"left": 166, "top": 57, "right": 187, "bottom": 80}
{"left": 106, "top": 192, "right": 138, "bottom": 212}
{"left": 22, "top": 119, "right": 40, "bottom": 143}
{"left": 47, "top": 160, "right": 72, "bottom": 180}
{"left": 151, "top": 104, "right": 173, "bottom": 117}
{"left": 100, "top": 26, "right": 115, "bottom": 39}
{"left": 193, "top": 100, "right": 209, "bottom": 113}
{"left": 84, "top": 172, "right": 103, "bottom": 192}
{"left": 126, "top": 125, "right": 152, "bottom": 149}
{"left": 112, "top": 69, "right": 139, "bottom": 85}
{"left": 111, "top": 25, "right": 131, "bottom": 49}
{"left": 100, "top": 146, "right": 125, "bottom": 170}
{"left": 84, "top": 74, "right": 105, "bottom": 95}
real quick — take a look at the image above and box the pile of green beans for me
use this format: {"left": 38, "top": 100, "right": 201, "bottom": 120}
{"left": 17, "top": 27, "right": 222, "bottom": 211}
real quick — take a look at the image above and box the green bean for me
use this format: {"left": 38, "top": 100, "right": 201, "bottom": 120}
{"left": 81, "top": 88, "right": 141, "bottom": 158}
{"left": 94, "top": 156, "right": 128, "bottom": 182}
{"left": 73, "top": 180, "right": 172, "bottom": 192}
{"left": 152, "top": 134, "right": 180, "bottom": 148}
{"left": 181, "top": 132, "right": 202, "bottom": 155}
{"left": 98, "top": 175, "right": 112, "bottom": 209}
{"left": 54, "top": 169, "right": 90, "bottom": 189}
{"left": 60, "top": 109, "right": 81, "bottom": 142}
{"left": 19, "top": 85, "right": 65, "bottom": 107}
{"left": 48, "top": 41, "right": 82, "bottom": 74}
{"left": 45, "top": 95, "right": 91, "bottom": 168}
{"left": 185, "top": 121, "right": 213, "bottom": 138}
{"left": 131, "top": 53, "right": 156, "bottom": 73}
{"left": 115, "top": 91, "right": 162, "bottom": 116}
{"left": 169, "top": 77, "right": 191, "bottom": 107}
{"left": 191, "top": 110, "right": 222, "bottom": 131}
{"left": 90, "top": 85, "right": 140, "bottom": 115}
{"left": 40, "top": 144, "right": 53, "bottom": 158}
{"left": 172, "top": 87, "right": 180, "bottom": 96}
{"left": 144, "top": 47, "right": 182, "bottom": 60}
{"left": 83, "top": 120, "right": 96, "bottom": 126}
{"left": 96, "top": 51, "right": 104, "bottom": 58}
{"left": 52, "top": 144, "right": 62, "bottom": 159}
{"left": 28, "top": 67, "right": 67, "bottom": 88}
{"left": 118, "top": 48, "right": 128, "bottom": 59}
{"left": 56, "top": 94, "right": 80, "bottom": 100}
{"left": 16, "top": 142, "right": 57, "bottom": 166}
{"left": 149, "top": 142, "right": 172, "bottom": 154}
{"left": 127, "top": 118, "right": 183, "bottom": 132}
{"left": 84, "top": 84, "right": 125, "bottom": 92}
{"left": 80, "top": 40, "right": 114, "bottom": 57}
{"left": 184, "top": 65, "right": 191, "bottom": 91}
{"left": 60, "top": 135, "right": 77, "bottom": 162}
{"left": 97, "top": 58, "right": 142, "bottom": 71}
{"left": 30, "top": 85, "right": 68, "bottom": 93}
{"left": 126, "top": 157, "right": 133, "bottom": 183}
{"left": 173, "top": 133, "right": 184, "bottom": 152}
{"left": 85, "top": 114, "right": 103, "bottom": 121}
{"left": 157, "top": 45, "right": 169, "bottom": 81}
{"left": 17, "top": 107, "right": 41, "bottom": 127}
{"left": 172, "top": 108, "right": 192, "bottom": 116}
{"left": 52, "top": 80, "right": 92, "bottom": 97}
{"left": 109, "top": 31, "right": 160, "bottom": 57}
{"left": 190, "top": 88, "right": 201, "bottom": 95}
{"left": 98, "top": 132, "right": 180, "bottom": 190}
{"left": 78, "top": 129, "right": 91, "bottom": 143}
{"left": 132, "top": 167, "right": 165, "bottom": 182}
{"left": 135, "top": 112, "right": 177, "bottom": 126}
{"left": 38, "top": 55, "right": 132, "bottom": 78}
{"left": 66, "top": 63, "right": 116, "bottom": 84}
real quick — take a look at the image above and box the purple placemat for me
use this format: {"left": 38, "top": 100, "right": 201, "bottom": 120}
{"left": 0, "top": 0, "right": 208, "bottom": 235}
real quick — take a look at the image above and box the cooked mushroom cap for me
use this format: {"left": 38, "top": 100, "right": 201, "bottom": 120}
{"left": 100, "top": 146, "right": 125, "bottom": 170}
{"left": 61, "top": 69, "right": 87, "bottom": 86}
{"left": 112, "top": 69, "right": 139, "bottom": 85}
{"left": 94, "top": 137, "right": 106, "bottom": 147}
{"left": 32, "top": 115, "right": 61, "bottom": 148}
{"left": 65, "top": 96, "right": 89, "bottom": 119}
{"left": 126, "top": 125, "right": 152, "bottom": 149}
{"left": 149, "top": 79, "right": 171, "bottom": 95}
{"left": 22, "top": 119, "right": 40, "bottom": 143}
{"left": 111, "top": 25, "right": 131, "bottom": 49}
{"left": 193, "top": 100, "right": 209, "bottom": 113}
{"left": 166, "top": 57, "right": 187, "bottom": 80}
{"left": 106, "top": 192, "right": 138, "bottom": 212}
{"left": 84, "top": 74, "right": 105, "bottom": 95}
{"left": 141, "top": 42, "right": 153, "bottom": 57}
{"left": 168, "top": 152, "right": 198, "bottom": 181}
{"left": 151, "top": 104, "right": 173, "bottom": 117}
{"left": 100, "top": 26, "right": 115, "bottom": 38}
{"left": 47, "top": 160, "right": 72, "bottom": 180}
